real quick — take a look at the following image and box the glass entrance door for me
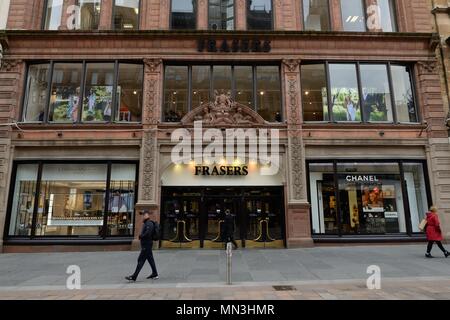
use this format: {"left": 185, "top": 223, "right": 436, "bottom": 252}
{"left": 161, "top": 187, "right": 285, "bottom": 249}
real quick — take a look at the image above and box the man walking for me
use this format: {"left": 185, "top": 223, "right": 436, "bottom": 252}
{"left": 126, "top": 211, "right": 159, "bottom": 282}
{"left": 223, "top": 209, "right": 238, "bottom": 250}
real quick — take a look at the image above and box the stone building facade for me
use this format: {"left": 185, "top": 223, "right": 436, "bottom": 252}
{"left": 0, "top": 0, "right": 449, "bottom": 253}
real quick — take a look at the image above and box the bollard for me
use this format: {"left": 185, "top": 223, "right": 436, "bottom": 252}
{"left": 226, "top": 242, "right": 233, "bottom": 285}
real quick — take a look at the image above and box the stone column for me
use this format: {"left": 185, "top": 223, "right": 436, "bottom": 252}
{"left": 273, "top": 0, "right": 300, "bottom": 31}
{"left": 330, "top": 0, "right": 343, "bottom": 31}
{"left": 133, "top": 58, "right": 163, "bottom": 250}
{"left": 99, "top": 0, "right": 113, "bottom": 30}
{"left": 235, "top": 0, "right": 247, "bottom": 31}
{"left": 417, "top": 59, "right": 450, "bottom": 241}
{"left": 0, "top": 59, "right": 23, "bottom": 253}
{"left": 282, "top": 59, "right": 313, "bottom": 248}
{"left": 197, "top": 0, "right": 208, "bottom": 30}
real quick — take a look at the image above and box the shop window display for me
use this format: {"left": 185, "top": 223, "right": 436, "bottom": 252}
{"left": 23, "top": 64, "right": 50, "bottom": 122}
{"left": 7, "top": 162, "right": 138, "bottom": 239}
{"left": 48, "top": 63, "right": 83, "bottom": 123}
{"left": 8, "top": 165, "right": 39, "bottom": 236}
{"left": 309, "top": 161, "right": 429, "bottom": 236}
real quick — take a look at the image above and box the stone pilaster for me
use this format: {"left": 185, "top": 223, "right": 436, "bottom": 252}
{"left": 282, "top": 59, "right": 313, "bottom": 248}
{"left": 197, "top": 0, "right": 208, "bottom": 30}
{"left": 235, "top": 0, "right": 247, "bottom": 30}
{"left": 0, "top": 59, "right": 23, "bottom": 253}
{"left": 417, "top": 59, "right": 450, "bottom": 241}
{"left": 133, "top": 58, "right": 163, "bottom": 250}
{"left": 99, "top": 0, "right": 113, "bottom": 30}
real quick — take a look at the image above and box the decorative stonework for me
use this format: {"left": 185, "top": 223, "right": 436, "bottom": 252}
{"left": 143, "top": 59, "right": 162, "bottom": 125}
{"left": 417, "top": 60, "right": 438, "bottom": 74}
{"left": 282, "top": 59, "right": 301, "bottom": 73}
{"left": 181, "top": 91, "right": 267, "bottom": 126}
{"left": 289, "top": 136, "right": 304, "bottom": 200}
{"left": 0, "top": 59, "right": 22, "bottom": 73}
{"left": 141, "top": 130, "right": 157, "bottom": 202}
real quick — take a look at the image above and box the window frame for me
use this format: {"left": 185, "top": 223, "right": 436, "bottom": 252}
{"left": 301, "top": 60, "right": 420, "bottom": 125}
{"left": 340, "top": 0, "right": 398, "bottom": 33}
{"left": 306, "top": 159, "right": 432, "bottom": 238}
{"left": 246, "top": 0, "right": 274, "bottom": 31}
{"left": 170, "top": 0, "right": 198, "bottom": 30}
{"left": 20, "top": 60, "right": 144, "bottom": 125}
{"left": 4, "top": 160, "right": 140, "bottom": 240}
{"left": 162, "top": 62, "right": 283, "bottom": 123}
{"left": 207, "top": 0, "right": 236, "bottom": 31}
{"left": 111, "top": 0, "right": 141, "bottom": 30}
{"left": 301, "top": 0, "right": 332, "bottom": 32}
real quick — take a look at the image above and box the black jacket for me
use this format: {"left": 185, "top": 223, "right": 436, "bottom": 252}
{"left": 139, "top": 219, "right": 155, "bottom": 247}
{"left": 223, "top": 214, "right": 235, "bottom": 238}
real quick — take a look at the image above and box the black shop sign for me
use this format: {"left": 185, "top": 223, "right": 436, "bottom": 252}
{"left": 197, "top": 39, "right": 272, "bottom": 53}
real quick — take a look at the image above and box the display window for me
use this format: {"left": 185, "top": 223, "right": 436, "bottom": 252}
{"left": 308, "top": 161, "right": 431, "bottom": 237}
{"left": 6, "top": 162, "right": 138, "bottom": 239}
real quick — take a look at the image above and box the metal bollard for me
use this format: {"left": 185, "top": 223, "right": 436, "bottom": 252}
{"left": 226, "top": 242, "right": 233, "bottom": 285}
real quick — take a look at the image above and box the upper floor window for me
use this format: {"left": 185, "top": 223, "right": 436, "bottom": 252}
{"left": 171, "top": 0, "right": 197, "bottom": 29}
{"left": 163, "top": 64, "right": 282, "bottom": 122}
{"left": 22, "top": 61, "right": 143, "bottom": 124}
{"left": 247, "top": 0, "right": 273, "bottom": 30}
{"left": 341, "top": 0, "right": 397, "bottom": 32}
{"left": 113, "top": 0, "right": 140, "bottom": 30}
{"left": 44, "top": 0, "right": 102, "bottom": 30}
{"left": 209, "top": 0, "right": 235, "bottom": 30}
{"left": 302, "top": 0, "right": 330, "bottom": 31}
{"left": 301, "top": 62, "right": 418, "bottom": 123}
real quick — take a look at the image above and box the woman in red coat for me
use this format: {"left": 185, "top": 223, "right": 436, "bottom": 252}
{"left": 425, "top": 206, "right": 450, "bottom": 258}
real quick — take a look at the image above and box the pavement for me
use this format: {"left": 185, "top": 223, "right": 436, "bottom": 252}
{"left": 1, "top": 244, "right": 450, "bottom": 300}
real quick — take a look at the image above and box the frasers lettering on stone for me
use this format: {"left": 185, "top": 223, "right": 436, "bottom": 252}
{"left": 195, "top": 166, "right": 249, "bottom": 176}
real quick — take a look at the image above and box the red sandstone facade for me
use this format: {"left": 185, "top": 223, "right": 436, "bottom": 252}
{"left": 0, "top": 0, "right": 449, "bottom": 253}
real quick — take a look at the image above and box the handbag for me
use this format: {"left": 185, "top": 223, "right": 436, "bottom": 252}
{"left": 418, "top": 218, "right": 427, "bottom": 231}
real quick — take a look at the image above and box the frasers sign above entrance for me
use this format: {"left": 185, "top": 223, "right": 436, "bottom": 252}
{"left": 345, "top": 175, "right": 380, "bottom": 183}
{"left": 171, "top": 121, "right": 280, "bottom": 176}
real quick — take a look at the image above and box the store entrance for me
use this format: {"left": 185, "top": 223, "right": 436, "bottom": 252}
{"left": 160, "top": 187, "right": 285, "bottom": 249}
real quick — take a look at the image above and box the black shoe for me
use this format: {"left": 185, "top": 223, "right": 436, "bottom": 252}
{"left": 425, "top": 253, "right": 434, "bottom": 259}
{"left": 125, "top": 276, "right": 137, "bottom": 282}
{"left": 445, "top": 251, "right": 450, "bottom": 258}
{"left": 147, "top": 274, "right": 159, "bottom": 280}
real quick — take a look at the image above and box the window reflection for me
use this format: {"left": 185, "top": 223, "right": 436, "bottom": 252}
{"left": 82, "top": 63, "right": 115, "bottom": 122}
{"left": 209, "top": 0, "right": 234, "bottom": 30}
{"left": 257, "top": 66, "right": 282, "bottom": 122}
{"left": 171, "top": 0, "right": 197, "bottom": 29}
{"left": 164, "top": 66, "right": 188, "bottom": 122}
{"left": 213, "top": 66, "right": 232, "bottom": 94}
{"left": 391, "top": 65, "right": 418, "bottom": 123}
{"left": 192, "top": 66, "right": 210, "bottom": 108}
{"left": 301, "top": 64, "right": 329, "bottom": 122}
{"left": 303, "top": 0, "right": 330, "bottom": 31}
{"left": 44, "top": 0, "right": 63, "bottom": 30}
{"left": 360, "top": 64, "right": 393, "bottom": 122}
{"left": 23, "top": 64, "right": 50, "bottom": 122}
{"left": 113, "top": 0, "right": 140, "bottom": 30}
{"left": 49, "top": 63, "right": 82, "bottom": 123}
{"left": 329, "top": 64, "right": 361, "bottom": 122}
{"left": 116, "top": 64, "right": 143, "bottom": 122}
{"left": 234, "top": 66, "right": 254, "bottom": 108}
{"left": 341, "top": 0, "right": 366, "bottom": 31}
{"left": 247, "top": 0, "right": 273, "bottom": 30}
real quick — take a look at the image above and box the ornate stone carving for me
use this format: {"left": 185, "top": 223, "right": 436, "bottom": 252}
{"left": 141, "top": 130, "right": 157, "bottom": 202}
{"left": 143, "top": 59, "right": 162, "bottom": 125}
{"left": 290, "top": 136, "right": 304, "bottom": 200}
{"left": 417, "top": 60, "right": 438, "bottom": 74}
{"left": 181, "top": 91, "right": 268, "bottom": 126}
{"left": 287, "top": 77, "right": 300, "bottom": 124}
{"left": 0, "top": 59, "right": 22, "bottom": 72}
{"left": 282, "top": 59, "right": 301, "bottom": 73}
